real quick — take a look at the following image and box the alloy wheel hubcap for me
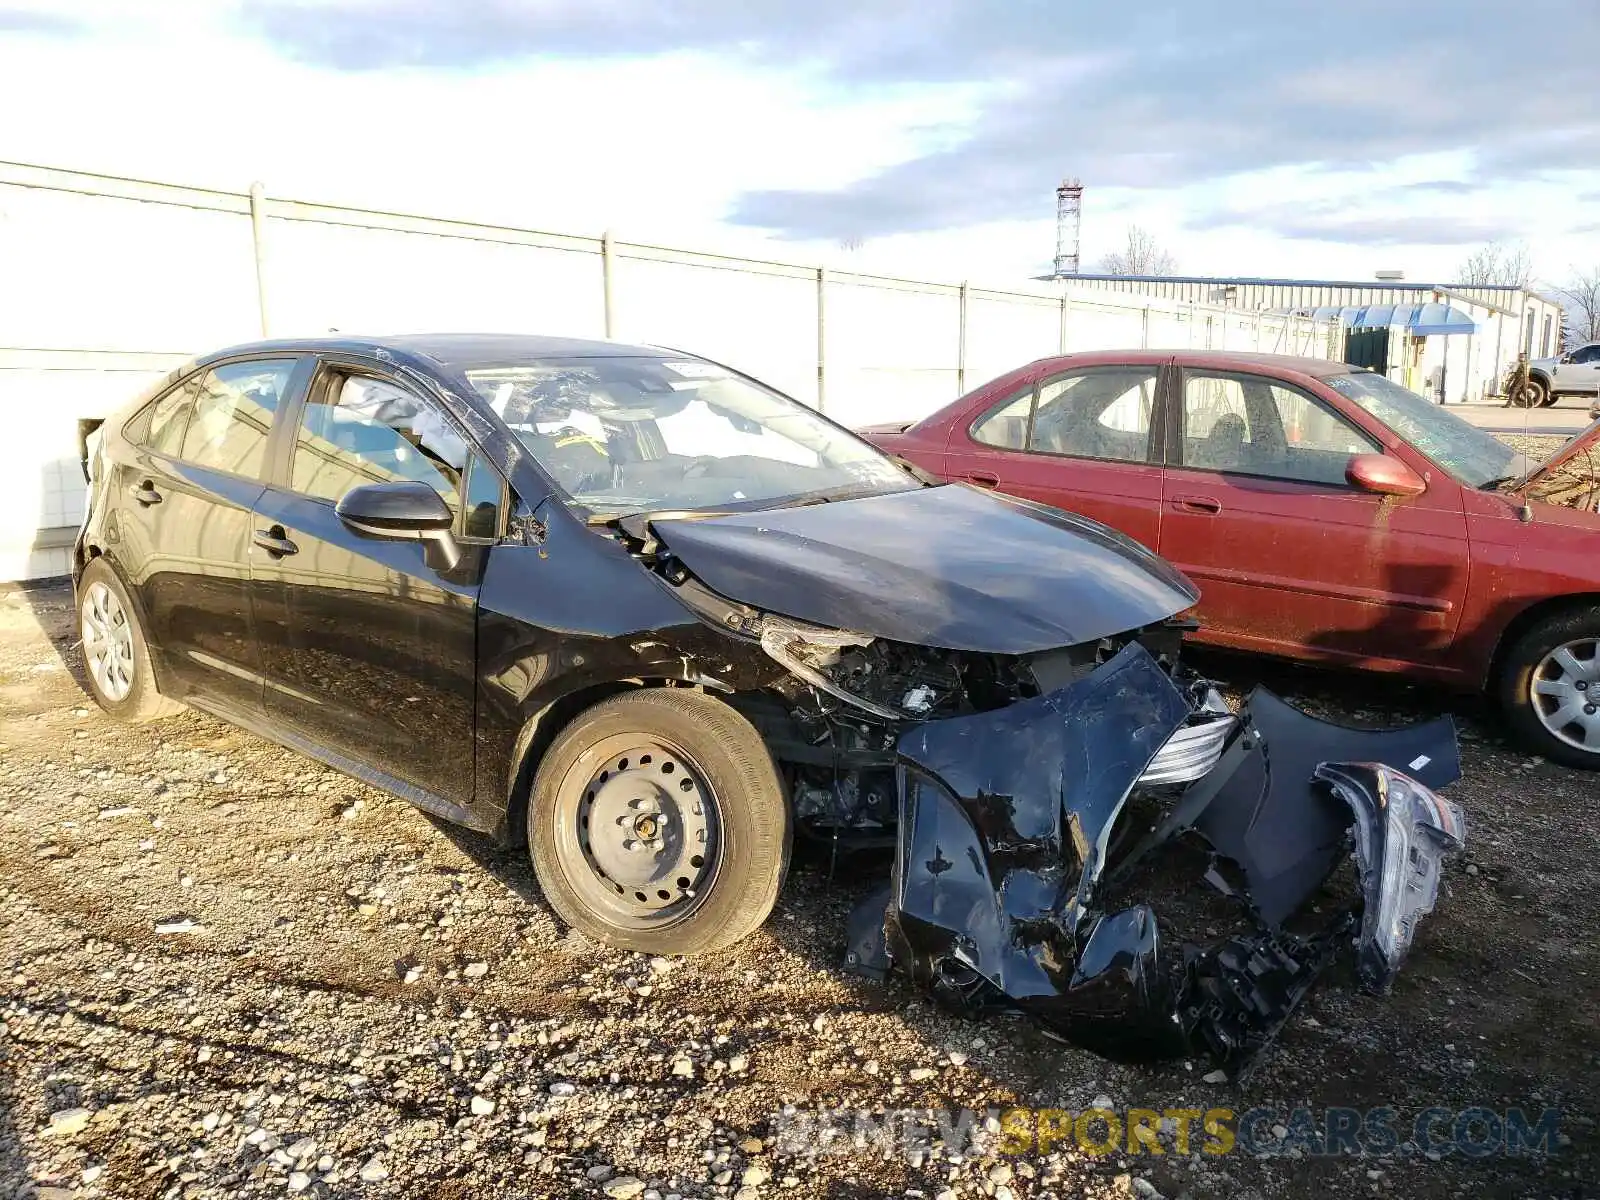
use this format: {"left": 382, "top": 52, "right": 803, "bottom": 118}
{"left": 1530, "top": 638, "right": 1600, "bottom": 752}
{"left": 81, "top": 581, "right": 135, "bottom": 702}
{"left": 564, "top": 738, "right": 719, "bottom": 925}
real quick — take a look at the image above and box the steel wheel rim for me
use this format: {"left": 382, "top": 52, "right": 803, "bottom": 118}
{"left": 81, "top": 581, "right": 135, "bottom": 702}
{"left": 553, "top": 732, "right": 721, "bottom": 929}
{"left": 1529, "top": 638, "right": 1600, "bottom": 753}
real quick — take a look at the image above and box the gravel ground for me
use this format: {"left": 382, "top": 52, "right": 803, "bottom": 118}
{"left": 1497, "top": 433, "right": 1571, "bottom": 461}
{"left": 2, "top": 544, "right": 1597, "bottom": 1199}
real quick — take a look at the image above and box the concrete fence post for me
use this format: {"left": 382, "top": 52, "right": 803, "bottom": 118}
{"left": 958, "top": 281, "right": 970, "bottom": 395}
{"left": 1254, "top": 309, "right": 1264, "bottom": 350}
{"left": 816, "top": 266, "right": 828, "bottom": 413}
{"left": 1141, "top": 304, "right": 1151, "bottom": 349}
{"left": 1058, "top": 291, "right": 1071, "bottom": 353}
{"left": 601, "top": 231, "right": 616, "bottom": 339}
{"left": 248, "top": 182, "right": 270, "bottom": 337}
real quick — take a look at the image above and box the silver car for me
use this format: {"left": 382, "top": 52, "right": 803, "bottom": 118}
{"left": 1527, "top": 342, "right": 1600, "bottom": 406}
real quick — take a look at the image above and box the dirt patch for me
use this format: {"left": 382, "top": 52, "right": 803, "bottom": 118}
{"left": 0, "top": 582, "right": 1595, "bottom": 1200}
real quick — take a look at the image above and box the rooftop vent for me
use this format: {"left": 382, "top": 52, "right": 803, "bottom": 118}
{"left": 1374, "top": 270, "right": 1405, "bottom": 281}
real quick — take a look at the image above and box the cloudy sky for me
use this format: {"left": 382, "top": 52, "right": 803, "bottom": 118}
{"left": 2, "top": 0, "right": 1597, "bottom": 286}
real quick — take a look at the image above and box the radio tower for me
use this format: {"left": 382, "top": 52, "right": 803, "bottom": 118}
{"left": 1054, "top": 178, "right": 1083, "bottom": 277}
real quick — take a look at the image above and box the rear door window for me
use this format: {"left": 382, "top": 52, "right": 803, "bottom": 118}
{"left": 1028, "top": 368, "right": 1159, "bottom": 463}
{"left": 180, "top": 360, "right": 296, "bottom": 477}
{"left": 970, "top": 388, "right": 1034, "bottom": 450}
{"left": 145, "top": 376, "right": 202, "bottom": 458}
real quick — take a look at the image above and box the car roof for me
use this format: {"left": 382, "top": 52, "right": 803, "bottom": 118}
{"left": 1022, "top": 348, "right": 1358, "bottom": 380}
{"left": 193, "top": 332, "right": 674, "bottom": 370}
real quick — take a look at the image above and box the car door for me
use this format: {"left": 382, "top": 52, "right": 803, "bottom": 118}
{"left": 1159, "top": 367, "right": 1471, "bottom": 667}
{"left": 113, "top": 356, "right": 307, "bottom": 714}
{"left": 249, "top": 360, "right": 496, "bottom": 812}
{"left": 943, "top": 362, "right": 1168, "bottom": 548}
{"left": 1553, "top": 344, "right": 1600, "bottom": 395}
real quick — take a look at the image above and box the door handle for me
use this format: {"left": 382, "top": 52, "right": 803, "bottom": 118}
{"left": 252, "top": 526, "right": 299, "bottom": 557}
{"left": 1170, "top": 494, "right": 1222, "bottom": 515}
{"left": 128, "top": 480, "right": 163, "bottom": 506}
{"left": 967, "top": 471, "right": 1000, "bottom": 489}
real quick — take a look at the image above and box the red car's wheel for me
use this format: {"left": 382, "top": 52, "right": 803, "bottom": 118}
{"left": 1499, "top": 608, "right": 1600, "bottom": 770}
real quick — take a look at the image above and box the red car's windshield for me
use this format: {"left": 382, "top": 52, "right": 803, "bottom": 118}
{"left": 1326, "top": 372, "right": 1536, "bottom": 488}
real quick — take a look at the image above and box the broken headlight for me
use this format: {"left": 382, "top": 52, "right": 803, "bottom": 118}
{"left": 1137, "top": 688, "right": 1236, "bottom": 787}
{"left": 758, "top": 617, "right": 906, "bottom": 721}
{"left": 1313, "top": 761, "right": 1467, "bottom": 994}
{"left": 759, "top": 617, "right": 989, "bottom": 722}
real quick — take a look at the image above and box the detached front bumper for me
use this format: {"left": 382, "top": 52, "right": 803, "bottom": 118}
{"left": 848, "top": 641, "right": 1466, "bottom": 1078}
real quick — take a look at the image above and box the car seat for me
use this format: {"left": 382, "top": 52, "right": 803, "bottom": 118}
{"left": 1197, "top": 412, "right": 1248, "bottom": 469}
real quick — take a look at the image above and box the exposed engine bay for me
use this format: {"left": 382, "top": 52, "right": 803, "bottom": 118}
{"left": 691, "top": 594, "right": 1463, "bottom": 1078}
{"left": 620, "top": 491, "right": 1467, "bottom": 1079}
{"left": 772, "top": 633, "right": 1464, "bottom": 1080}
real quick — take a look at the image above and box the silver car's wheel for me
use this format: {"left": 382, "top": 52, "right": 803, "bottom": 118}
{"left": 1529, "top": 638, "right": 1600, "bottom": 753}
{"left": 81, "top": 580, "right": 135, "bottom": 702}
{"left": 1515, "top": 378, "right": 1548, "bottom": 408}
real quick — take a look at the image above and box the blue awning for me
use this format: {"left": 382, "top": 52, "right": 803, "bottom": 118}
{"left": 1272, "top": 302, "right": 1478, "bottom": 335}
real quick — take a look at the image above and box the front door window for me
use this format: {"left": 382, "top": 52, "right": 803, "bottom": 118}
{"left": 291, "top": 375, "right": 468, "bottom": 512}
{"left": 1181, "top": 371, "right": 1377, "bottom": 486}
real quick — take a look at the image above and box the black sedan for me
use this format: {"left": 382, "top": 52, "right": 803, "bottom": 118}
{"left": 75, "top": 334, "right": 1464, "bottom": 1073}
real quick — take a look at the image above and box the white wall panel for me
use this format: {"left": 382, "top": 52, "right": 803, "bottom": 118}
{"left": 0, "top": 163, "right": 1337, "bottom": 580}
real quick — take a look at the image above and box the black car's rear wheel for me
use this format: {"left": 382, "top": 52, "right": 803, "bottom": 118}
{"left": 1499, "top": 607, "right": 1600, "bottom": 770}
{"left": 528, "top": 688, "right": 790, "bottom": 954}
{"left": 76, "top": 558, "right": 182, "bottom": 722}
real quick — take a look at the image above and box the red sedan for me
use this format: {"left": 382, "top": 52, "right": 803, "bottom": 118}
{"left": 861, "top": 350, "right": 1600, "bottom": 768}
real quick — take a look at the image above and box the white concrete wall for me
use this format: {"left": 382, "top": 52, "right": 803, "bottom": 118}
{"left": 0, "top": 161, "right": 1331, "bottom": 581}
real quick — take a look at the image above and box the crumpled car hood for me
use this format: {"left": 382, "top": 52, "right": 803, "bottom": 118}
{"left": 650, "top": 484, "right": 1199, "bottom": 655}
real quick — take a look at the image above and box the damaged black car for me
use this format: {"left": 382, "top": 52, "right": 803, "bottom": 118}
{"left": 75, "top": 334, "right": 1466, "bottom": 1073}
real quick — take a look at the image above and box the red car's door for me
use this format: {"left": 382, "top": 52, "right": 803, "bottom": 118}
{"left": 943, "top": 361, "right": 1169, "bottom": 549}
{"left": 1158, "top": 367, "right": 1471, "bottom": 669}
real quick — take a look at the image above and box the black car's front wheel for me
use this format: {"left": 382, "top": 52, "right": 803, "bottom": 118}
{"left": 1499, "top": 608, "right": 1600, "bottom": 770}
{"left": 528, "top": 688, "right": 791, "bottom": 954}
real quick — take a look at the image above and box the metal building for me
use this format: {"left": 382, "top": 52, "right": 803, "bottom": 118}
{"left": 1040, "top": 274, "right": 1567, "bottom": 405}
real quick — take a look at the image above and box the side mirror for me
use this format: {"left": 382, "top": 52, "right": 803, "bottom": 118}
{"left": 336, "top": 480, "right": 461, "bottom": 570}
{"left": 1346, "top": 453, "right": 1426, "bottom": 497}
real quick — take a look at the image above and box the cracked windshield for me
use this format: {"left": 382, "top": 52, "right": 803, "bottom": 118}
{"left": 465, "top": 357, "right": 912, "bottom": 517}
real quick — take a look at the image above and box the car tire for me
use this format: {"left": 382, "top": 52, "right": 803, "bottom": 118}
{"left": 76, "top": 558, "right": 183, "bottom": 722}
{"left": 1498, "top": 607, "right": 1600, "bottom": 770}
{"left": 1516, "top": 376, "right": 1549, "bottom": 408}
{"left": 528, "top": 687, "right": 791, "bottom": 954}
{"left": 1540, "top": 390, "right": 1561, "bottom": 408}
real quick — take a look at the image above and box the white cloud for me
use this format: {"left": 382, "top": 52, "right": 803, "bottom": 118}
{"left": 2, "top": 0, "right": 1599, "bottom": 289}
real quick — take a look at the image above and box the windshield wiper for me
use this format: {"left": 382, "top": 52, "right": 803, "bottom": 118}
{"left": 1477, "top": 475, "right": 1521, "bottom": 491}
{"left": 762, "top": 482, "right": 917, "bottom": 510}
